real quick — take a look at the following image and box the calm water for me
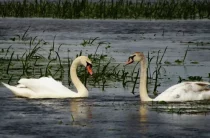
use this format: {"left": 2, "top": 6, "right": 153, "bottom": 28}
{"left": 1, "top": 87, "right": 210, "bottom": 138}
{"left": 1, "top": 18, "right": 210, "bottom": 137}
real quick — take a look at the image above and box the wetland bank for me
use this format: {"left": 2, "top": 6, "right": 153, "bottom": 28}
{"left": 1, "top": 0, "right": 210, "bottom": 137}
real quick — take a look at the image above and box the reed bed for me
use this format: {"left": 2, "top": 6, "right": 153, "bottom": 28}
{"left": 0, "top": 30, "right": 137, "bottom": 92}
{"left": 0, "top": 29, "right": 168, "bottom": 94}
{"left": 1, "top": 0, "right": 210, "bottom": 19}
{"left": 1, "top": 30, "right": 206, "bottom": 94}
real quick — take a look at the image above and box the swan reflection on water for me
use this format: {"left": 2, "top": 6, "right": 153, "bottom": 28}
{"left": 139, "top": 105, "right": 149, "bottom": 135}
{"left": 69, "top": 99, "right": 93, "bottom": 123}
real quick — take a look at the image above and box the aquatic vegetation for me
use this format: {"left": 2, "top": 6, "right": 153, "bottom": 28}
{"left": 164, "top": 61, "right": 171, "bottom": 65}
{"left": 131, "top": 69, "right": 140, "bottom": 94}
{"left": 182, "top": 45, "right": 189, "bottom": 64}
{"left": 81, "top": 37, "right": 99, "bottom": 47}
{"left": 0, "top": 30, "right": 169, "bottom": 94}
{"left": 0, "top": 30, "right": 133, "bottom": 91}
{"left": 152, "top": 47, "right": 167, "bottom": 95}
{"left": 191, "top": 61, "right": 199, "bottom": 64}
{"left": 175, "top": 45, "right": 189, "bottom": 65}
{"left": 1, "top": 28, "right": 208, "bottom": 95}
{"left": 138, "top": 47, "right": 168, "bottom": 96}
{"left": 1, "top": 0, "right": 210, "bottom": 19}
{"left": 178, "top": 76, "right": 203, "bottom": 83}
{"left": 71, "top": 114, "right": 75, "bottom": 122}
{"left": 175, "top": 59, "right": 183, "bottom": 64}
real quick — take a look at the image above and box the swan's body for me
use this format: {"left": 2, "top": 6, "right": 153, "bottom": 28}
{"left": 154, "top": 81, "right": 210, "bottom": 101}
{"left": 126, "top": 52, "right": 210, "bottom": 102}
{"left": 2, "top": 56, "right": 93, "bottom": 99}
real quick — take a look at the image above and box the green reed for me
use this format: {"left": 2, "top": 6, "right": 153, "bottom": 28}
{"left": 182, "top": 45, "right": 189, "bottom": 64}
{"left": 67, "top": 50, "right": 72, "bottom": 86}
{"left": 178, "top": 76, "right": 203, "bottom": 83}
{"left": 121, "top": 67, "right": 129, "bottom": 88}
{"left": 152, "top": 47, "right": 167, "bottom": 95}
{"left": 131, "top": 68, "right": 139, "bottom": 94}
{"left": 1, "top": 0, "right": 210, "bottom": 19}
{"left": 174, "top": 45, "right": 189, "bottom": 65}
{"left": 4, "top": 45, "right": 12, "bottom": 58}
{"left": 147, "top": 51, "right": 155, "bottom": 82}
{"left": 0, "top": 31, "right": 62, "bottom": 83}
{"left": 6, "top": 51, "right": 14, "bottom": 74}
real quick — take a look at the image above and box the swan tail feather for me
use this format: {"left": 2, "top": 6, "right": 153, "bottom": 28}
{"left": 2, "top": 82, "right": 34, "bottom": 98}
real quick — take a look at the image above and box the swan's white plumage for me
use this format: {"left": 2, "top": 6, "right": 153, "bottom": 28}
{"left": 154, "top": 82, "right": 210, "bottom": 101}
{"left": 2, "top": 76, "right": 84, "bottom": 98}
{"left": 2, "top": 56, "right": 92, "bottom": 99}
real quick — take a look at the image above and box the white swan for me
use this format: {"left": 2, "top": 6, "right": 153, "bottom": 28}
{"left": 126, "top": 52, "right": 210, "bottom": 102}
{"left": 2, "top": 56, "right": 93, "bottom": 99}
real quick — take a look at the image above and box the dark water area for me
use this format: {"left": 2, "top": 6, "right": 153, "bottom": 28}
{"left": 1, "top": 18, "right": 210, "bottom": 137}
{"left": 1, "top": 87, "right": 210, "bottom": 138}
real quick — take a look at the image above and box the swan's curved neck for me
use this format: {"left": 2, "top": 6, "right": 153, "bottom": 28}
{"left": 139, "top": 56, "right": 152, "bottom": 102}
{"left": 70, "top": 58, "right": 88, "bottom": 97}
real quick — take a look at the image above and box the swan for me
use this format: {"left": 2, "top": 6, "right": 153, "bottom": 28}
{"left": 126, "top": 52, "right": 210, "bottom": 102}
{"left": 2, "top": 56, "right": 93, "bottom": 99}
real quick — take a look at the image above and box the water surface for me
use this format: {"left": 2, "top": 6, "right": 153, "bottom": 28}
{"left": 1, "top": 18, "right": 210, "bottom": 137}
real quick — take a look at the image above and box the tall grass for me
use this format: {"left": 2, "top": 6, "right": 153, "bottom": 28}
{"left": 1, "top": 0, "right": 210, "bottom": 19}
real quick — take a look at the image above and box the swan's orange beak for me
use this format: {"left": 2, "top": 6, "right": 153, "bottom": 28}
{"left": 125, "top": 58, "right": 134, "bottom": 65}
{"left": 86, "top": 65, "right": 93, "bottom": 75}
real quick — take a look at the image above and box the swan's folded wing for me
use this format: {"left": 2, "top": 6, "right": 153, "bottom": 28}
{"left": 163, "top": 81, "right": 210, "bottom": 94}
{"left": 155, "top": 82, "right": 210, "bottom": 101}
{"left": 18, "top": 77, "right": 70, "bottom": 93}
{"left": 16, "top": 84, "right": 27, "bottom": 88}
{"left": 184, "top": 82, "right": 210, "bottom": 92}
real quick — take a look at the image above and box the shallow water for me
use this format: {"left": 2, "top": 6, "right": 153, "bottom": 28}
{"left": 1, "top": 18, "right": 210, "bottom": 137}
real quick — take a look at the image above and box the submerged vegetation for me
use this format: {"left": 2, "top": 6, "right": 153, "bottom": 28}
{"left": 0, "top": 0, "right": 210, "bottom": 19}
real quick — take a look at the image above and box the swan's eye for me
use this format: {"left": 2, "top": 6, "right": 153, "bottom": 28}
{"left": 86, "top": 62, "right": 92, "bottom": 68}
